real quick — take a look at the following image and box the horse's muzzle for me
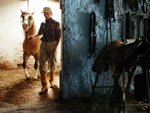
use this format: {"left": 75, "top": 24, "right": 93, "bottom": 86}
{"left": 22, "top": 24, "right": 28, "bottom": 30}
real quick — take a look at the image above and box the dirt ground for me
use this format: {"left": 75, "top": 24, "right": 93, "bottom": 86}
{"left": 0, "top": 68, "right": 149, "bottom": 113}
{"left": 0, "top": 68, "right": 107, "bottom": 113}
{"left": 0, "top": 68, "right": 60, "bottom": 106}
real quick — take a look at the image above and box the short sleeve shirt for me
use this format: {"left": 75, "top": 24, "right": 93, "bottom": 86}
{"left": 38, "top": 18, "right": 61, "bottom": 42}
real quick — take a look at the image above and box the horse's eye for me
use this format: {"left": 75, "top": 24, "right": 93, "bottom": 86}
{"left": 28, "top": 16, "right": 32, "bottom": 21}
{"left": 21, "top": 16, "right": 24, "bottom": 22}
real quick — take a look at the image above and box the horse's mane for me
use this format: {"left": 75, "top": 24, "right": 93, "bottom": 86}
{"left": 24, "top": 21, "right": 36, "bottom": 37}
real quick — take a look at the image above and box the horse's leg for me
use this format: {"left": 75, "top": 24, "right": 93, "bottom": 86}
{"left": 47, "top": 59, "right": 50, "bottom": 73}
{"left": 111, "top": 64, "right": 116, "bottom": 77}
{"left": 109, "top": 73, "right": 123, "bottom": 110}
{"left": 114, "top": 74, "right": 120, "bottom": 86}
{"left": 23, "top": 53, "right": 30, "bottom": 79}
{"left": 33, "top": 54, "right": 39, "bottom": 79}
{"left": 125, "top": 63, "right": 137, "bottom": 94}
{"left": 91, "top": 73, "right": 100, "bottom": 96}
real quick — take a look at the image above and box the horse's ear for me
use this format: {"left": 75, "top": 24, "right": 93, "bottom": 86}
{"left": 20, "top": 9, "right": 23, "bottom": 14}
{"left": 31, "top": 12, "right": 34, "bottom": 15}
{"left": 135, "top": 36, "right": 143, "bottom": 48}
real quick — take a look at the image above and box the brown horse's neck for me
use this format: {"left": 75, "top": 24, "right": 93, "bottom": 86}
{"left": 24, "top": 21, "right": 36, "bottom": 39}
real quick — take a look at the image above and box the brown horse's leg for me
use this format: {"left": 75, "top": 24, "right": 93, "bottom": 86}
{"left": 91, "top": 73, "right": 100, "bottom": 96}
{"left": 125, "top": 60, "right": 138, "bottom": 94}
{"left": 33, "top": 54, "right": 39, "bottom": 79}
{"left": 47, "top": 59, "right": 50, "bottom": 73}
{"left": 23, "top": 52, "right": 30, "bottom": 79}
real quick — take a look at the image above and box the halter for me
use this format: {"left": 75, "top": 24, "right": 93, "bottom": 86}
{"left": 24, "top": 0, "right": 30, "bottom": 38}
{"left": 21, "top": 14, "right": 32, "bottom": 38}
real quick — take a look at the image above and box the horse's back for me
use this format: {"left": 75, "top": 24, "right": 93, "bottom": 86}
{"left": 106, "top": 40, "right": 124, "bottom": 56}
{"left": 105, "top": 40, "right": 124, "bottom": 63}
{"left": 92, "top": 40, "right": 124, "bottom": 74}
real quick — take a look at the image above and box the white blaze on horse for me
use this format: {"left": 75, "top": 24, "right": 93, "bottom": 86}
{"left": 21, "top": 10, "right": 41, "bottom": 79}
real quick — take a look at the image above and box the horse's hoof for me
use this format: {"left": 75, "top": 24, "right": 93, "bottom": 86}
{"left": 50, "top": 86, "right": 54, "bottom": 88}
{"left": 50, "top": 85, "right": 57, "bottom": 88}
{"left": 33, "top": 76, "right": 37, "bottom": 79}
{"left": 47, "top": 70, "right": 50, "bottom": 73}
{"left": 25, "top": 74, "right": 30, "bottom": 79}
{"left": 39, "top": 89, "right": 48, "bottom": 95}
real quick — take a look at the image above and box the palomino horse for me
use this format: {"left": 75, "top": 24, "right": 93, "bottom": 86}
{"left": 21, "top": 10, "right": 41, "bottom": 79}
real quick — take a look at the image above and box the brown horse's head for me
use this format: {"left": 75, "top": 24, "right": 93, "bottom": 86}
{"left": 20, "top": 10, "right": 34, "bottom": 32}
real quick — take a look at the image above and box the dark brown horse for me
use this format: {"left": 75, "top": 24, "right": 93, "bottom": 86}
{"left": 92, "top": 40, "right": 124, "bottom": 76}
{"left": 92, "top": 36, "right": 148, "bottom": 92}
{"left": 92, "top": 36, "right": 150, "bottom": 110}
{"left": 21, "top": 10, "right": 41, "bottom": 79}
{"left": 92, "top": 37, "right": 146, "bottom": 77}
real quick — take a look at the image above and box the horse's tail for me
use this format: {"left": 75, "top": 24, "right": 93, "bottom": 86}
{"left": 92, "top": 46, "right": 107, "bottom": 74}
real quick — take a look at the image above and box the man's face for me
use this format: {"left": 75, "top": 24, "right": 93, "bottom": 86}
{"left": 44, "top": 12, "right": 52, "bottom": 20}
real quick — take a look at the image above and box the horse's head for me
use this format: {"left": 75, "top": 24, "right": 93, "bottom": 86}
{"left": 20, "top": 10, "right": 34, "bottom": 31}
{"left": 134, "top": 36, "right": 149, "bottom": 51}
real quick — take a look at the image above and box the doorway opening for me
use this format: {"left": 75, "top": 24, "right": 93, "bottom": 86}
{"left": 0, "top": 0, "right": 62, "bottom": 105}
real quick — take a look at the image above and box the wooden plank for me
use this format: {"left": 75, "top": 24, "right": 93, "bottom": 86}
{"left": 95, "top": 86, "right": 114, "bottom": 88}
{"left": 120, "top": 104, "right": 150, "bottom": 108}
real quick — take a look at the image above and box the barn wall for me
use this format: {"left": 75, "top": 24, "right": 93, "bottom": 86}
{"left": 0, "top": 0, "right": 61, "bottom": 69}
{"left": 61, "top": 0, "right": 122, "bottom": 98}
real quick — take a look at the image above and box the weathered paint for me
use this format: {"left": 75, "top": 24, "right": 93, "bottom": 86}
{"left": 61, "top": 0, "right": 123, "bottom": 98}
{"left": 61, "top": 0, "right": 147, "bottom": 98}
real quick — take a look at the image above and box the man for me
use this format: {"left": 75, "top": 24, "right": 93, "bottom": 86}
{"left": 29, "top": 7, "right": 61, "bottom": 95}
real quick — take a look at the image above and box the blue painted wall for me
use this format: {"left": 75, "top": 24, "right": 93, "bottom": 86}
{"left": 61, "top": 0, "right": 142, "bottom": 98}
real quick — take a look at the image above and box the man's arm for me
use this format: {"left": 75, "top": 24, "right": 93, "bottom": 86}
{"left": 53, "top": 22, "right": 61, "bottom": 52}
{"left": 29, "top": 22, "right": 44, "bottom": 40}
{"left": 54, "top": 37, "right": 61, "bottom": 52}
{"left": 28, "top": 34, "right": 42, "bottom": 40}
